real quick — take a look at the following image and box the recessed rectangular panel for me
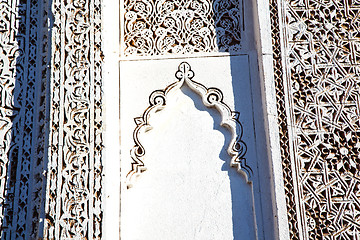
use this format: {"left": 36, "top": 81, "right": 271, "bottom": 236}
{"left": 120, "top": 55, "right": 258, "bottom": 239}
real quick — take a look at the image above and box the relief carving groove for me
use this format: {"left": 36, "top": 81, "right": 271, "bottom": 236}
{"left": 123, "top": 0, "right": 243, "bottom": 56}
{"left": 127, "top": 62, "right": 250, "bottom": 188}
{"left": 273, "top": 0, "right": 360, "bottom": 238}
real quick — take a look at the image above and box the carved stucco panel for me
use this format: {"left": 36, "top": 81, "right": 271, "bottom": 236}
{"left": 0, "top": 0, "right": 104, "bottom": 238}
{"left": 269, "top": 0, "right": 300, "bottom": 238}
{"left": 273, "top": 0, "right": 360, "bottom": 239}
{"left": 43, "top": 0, "right": 103, "bottom": 239}
{"left": 122, "top": 0, "right": 243, "bottom": 56}
{"left": 0, "top": 0, "right": 50, "bottom": 238}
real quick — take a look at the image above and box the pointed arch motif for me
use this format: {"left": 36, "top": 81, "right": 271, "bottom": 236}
{"left": 127, "top": 62, "right": 250, "bottom": 188}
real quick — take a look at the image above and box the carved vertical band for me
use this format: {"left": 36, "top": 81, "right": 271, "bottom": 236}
{"left": 269, "top": 0, "right": 300, "bottom": 239}
{"left": 0, "top": 0, "right": 50, "bottom": 238}
{"left": 43, "top": 0, "right": 104, "bottom": 239}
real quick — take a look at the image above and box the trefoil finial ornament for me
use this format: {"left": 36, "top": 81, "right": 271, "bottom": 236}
{"left": 126, "top": 62, "right": 250, "bottom": 188}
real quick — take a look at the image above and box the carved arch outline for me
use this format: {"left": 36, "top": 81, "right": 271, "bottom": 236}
{"left": 127, "top": 62, "right": 251, "bottom": 188}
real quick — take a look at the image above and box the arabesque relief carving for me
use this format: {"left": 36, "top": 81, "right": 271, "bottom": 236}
{"left": 123, "top": 0, "right": 243, "bottom": 56}
{"left": 272, "top": 0, "right": 360, "bottom": 239}
{"left": 0, "top": 0, "right": 50, "bottom": 238}
{"left": 127, "top": 62, "right": 249, "bottom": 188}
{"left": 43, "top": 0, "right": 104, "bottom": 239}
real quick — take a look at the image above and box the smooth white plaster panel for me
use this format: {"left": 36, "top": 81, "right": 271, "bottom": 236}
{"left": 102, "top": 0, "right": 120, "bottom": 238}
{"left": 120, "top": 56, "right": 258, "bottom": 240}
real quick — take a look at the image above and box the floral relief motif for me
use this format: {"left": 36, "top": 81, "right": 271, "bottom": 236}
{"left": 123, "top": 0, "right": 243, "bottom": 56}
{"left": 0, "top": 0, "right": 50, "bottom": 238}
{"left": 274, "top": 0, "right": 360, "bottom": 239}
{"left": 269, "top": 0, "right": 300, "bottom": 238}
{"left": 43, "top": 0, "right": 103, "bottom": 239}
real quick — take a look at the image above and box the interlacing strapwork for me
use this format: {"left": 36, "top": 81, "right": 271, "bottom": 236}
{"left": 123, "top": 0, "right": 243, "bottom": 56}
{"left": 273, "top": 0, "right": 360, "bottom": 238}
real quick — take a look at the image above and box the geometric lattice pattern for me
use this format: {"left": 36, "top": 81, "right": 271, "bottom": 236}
{"left": 123, "top": 0, "right": 243, "bottom": 56}
{"left": 276, "top": 0, "right": 360, "bottom": 238}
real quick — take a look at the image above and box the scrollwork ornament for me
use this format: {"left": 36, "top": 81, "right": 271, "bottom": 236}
{"left": 123, "top": 0, "right": 243, "bottom": 56}
{"left": 0, "top": 0, "right": 54, "bottom": 238}
{"left": 43, "top": 0, "right": 104, "bottom": 238}
{"left": 127, "top": 62, "right": 250, "bottom": 188}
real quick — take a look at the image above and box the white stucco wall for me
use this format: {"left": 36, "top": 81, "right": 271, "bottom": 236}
{"left": 119, "top": 56, "right": 258, "bottom": 239}
{"left": 101, "top": 0, "right": 282, "bottom": 238}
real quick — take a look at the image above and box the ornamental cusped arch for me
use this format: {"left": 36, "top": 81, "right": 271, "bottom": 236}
{"left": 126, "top": 62, "right": 251, "bottom": 188}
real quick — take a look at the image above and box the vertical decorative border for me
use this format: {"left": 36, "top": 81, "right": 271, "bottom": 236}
{"left": 0, "top": 1, "right": 25, "bottom": 237}
{"left": 27, "top": 0, "right": 52, "bottom": 238}
{"left": 269, "top": 0, "right": 300, "bottom": 239}
{"left": 0, "top": 0, "right": 50, "bottom": 238}
{"left": 273, "top": 0, "right": 360, "bottom": 238}
{"left": 43, "top": 0, "right": 103, "bottom": 238}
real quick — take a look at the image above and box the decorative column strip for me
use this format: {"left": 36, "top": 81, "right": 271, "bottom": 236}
{"left": 0, "top": 1, "right": 27, "bottom": 238}
{"left": 26, "top": 0, "right": 52, "bottom": 238}
{"left": 0, "top": 0, "right": 50, "bottom": 239}
{"left": 43, "top": 0, "right": 104, "bottom": 238}
{"left": 269, "top": 0, "right": 300, "bottom": 239}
